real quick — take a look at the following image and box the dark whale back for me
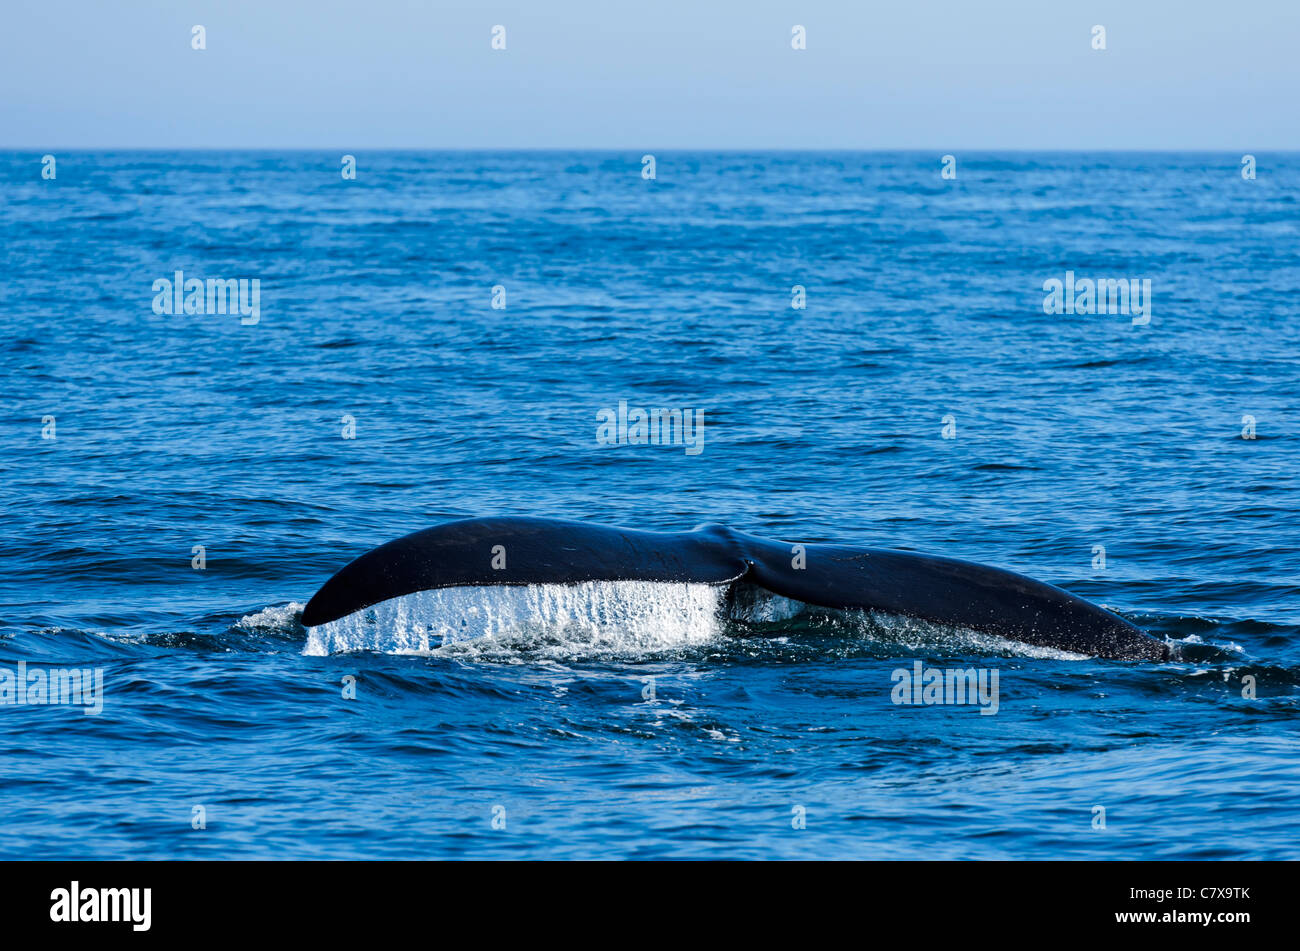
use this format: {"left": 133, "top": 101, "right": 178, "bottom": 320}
{"left": 301, "top": 516, "right": 1168, "bottom": 661}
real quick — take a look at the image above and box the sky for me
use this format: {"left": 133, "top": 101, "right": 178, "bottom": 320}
{"left": 2, "top": 0, "right": 1297, "bottom": 149}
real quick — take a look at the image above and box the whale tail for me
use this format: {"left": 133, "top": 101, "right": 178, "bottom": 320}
{"left": 301, "top": 516, "right": 1168, "bottom": 661}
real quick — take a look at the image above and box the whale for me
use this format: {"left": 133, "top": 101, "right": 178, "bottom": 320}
{"left": 300, "top": 516, "right": 1170, "bottom": 661}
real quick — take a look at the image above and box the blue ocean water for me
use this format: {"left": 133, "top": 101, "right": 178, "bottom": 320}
{"left": 1, "top": 151, "right": 1297, "bottom": 859}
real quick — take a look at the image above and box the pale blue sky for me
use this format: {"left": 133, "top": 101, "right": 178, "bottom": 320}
{"left": 3, "top": 0, "right": 1297, "bottom": 148}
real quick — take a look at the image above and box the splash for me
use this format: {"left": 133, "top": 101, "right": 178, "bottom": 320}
{"left": 810, "top": 609, "right": 1093, "bottom": 660}
{"left": 302, "top": 581, "right": 728, "bottom": 658}
{"left": 297, "top": 579, "right": 1105, "bottom": 662}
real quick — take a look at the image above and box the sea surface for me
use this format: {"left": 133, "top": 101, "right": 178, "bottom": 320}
{"left": 1, "top": 151, "right": 1297, "bottom": 859}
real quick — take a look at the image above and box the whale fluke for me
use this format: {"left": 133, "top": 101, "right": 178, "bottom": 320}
{"left": 301, "top": 516, "right": 1168, "bottom": 661}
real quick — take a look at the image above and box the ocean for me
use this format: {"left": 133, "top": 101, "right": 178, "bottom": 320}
{"left": 1, "top": 150, "right": 1297, "bottom": 859}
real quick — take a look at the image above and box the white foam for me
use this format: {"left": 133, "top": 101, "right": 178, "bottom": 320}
{"left": 301, "top": 581, "right": 727, "bottom": 658}
{"left": 237, "top": 602, "right": 306, "bottom": 632}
